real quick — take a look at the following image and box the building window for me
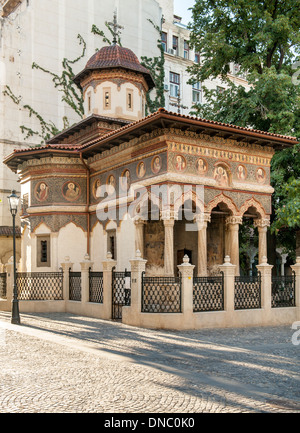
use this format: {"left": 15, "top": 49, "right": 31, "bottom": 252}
{"left": 172, "top": 36, "right": 178, "bottom": 55}
{"left": 37, "top": 235, "right": 51, "bottom": 268}
{"left": 170, "top": 72, "right": 180, "bottom": 97}
{"left": 217, "top": 86, "right": 225, "bottom": 94}
{"left": 103, "top": 88, "right": 111, "bottom": 109}
{"left": 184, "top": 40, "right": 189, "bottom": 59}
{"left": 192, "top": 82, "right": 202, "bottom": 104}
{"left": 127, "top": 89, "right": 133, "bottom": 110}
{"left": 107, "top": 230, "right": 116, "bottom": 260}
{"left": 87, "top": 92, "right": 92, "bottom": 113}
{"left": 194, "top": 52, "right": 200, "bottom": 64}
{"left": 161, "top": 32, "right": 167, "bottom": 52}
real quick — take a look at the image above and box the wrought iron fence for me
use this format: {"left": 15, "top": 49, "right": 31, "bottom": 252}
{"left": 16, "top": 271, "right": 63, "bottom": 301}
{"left": 234, "top": 272, "right": 261, "bottom": 310}
{"left": 193, "top": 274, "right": 224, "bottom": 312}
{"left": 69, "top": 271, "right": 81, "bottom": 302}
{"left": 272, "top": 273, "right": 295, "bottom": 308}
{"left": 89, "top": 270, "right": 103, "bottom": 303}
{"left": 141, "top": 273, "right": 182, "bottom": 313}
{"left": 0, "top": 273, "right": 7, "bottom": 299}
{"left": 112, "top": 270, "right": 131, "bottom": 320}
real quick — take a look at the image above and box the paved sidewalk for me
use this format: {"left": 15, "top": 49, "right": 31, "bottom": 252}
{"left": 0, "top": 311, "right": 299, "bottom": 413}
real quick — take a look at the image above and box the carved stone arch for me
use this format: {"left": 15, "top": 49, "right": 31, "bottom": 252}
{"left": 173, "top": 188, "right": 205, "bottom": 219}
{"left": 238, "top": 198, "right": 267, "bottom": 219}
{"left": 206, "top": 193, "right": 238, "bottom": 215}
{"left": 32, "top": 220, "right": 52, "bottom": 234}
{"left": 58, "top": 220, "right": 86, "bottom": 234}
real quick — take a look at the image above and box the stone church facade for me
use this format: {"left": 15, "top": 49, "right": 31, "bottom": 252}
{"left": 4, "top": 40, "right": 298, "bottom": 279}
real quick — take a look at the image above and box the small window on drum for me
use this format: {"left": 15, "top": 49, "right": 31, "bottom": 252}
{"left": 37, "top": 235, "right": 51, "bottom": 267}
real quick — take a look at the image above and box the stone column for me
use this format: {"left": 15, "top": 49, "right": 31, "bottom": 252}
{"left": 219, "top": 256, "right": 236, "bottom": 312}
{"left": 225, "top": 216, "right": 242, "bottom": 276}
{"left": 254, "top": 218, "right": 270, "bottom": 265}
{"left": 129, "top": 250, "right": 147, "bottom": 313}
{"left": 4, "top": 258, "right": 14, "bottom": 305}
{"left": 257, "top": 256, "right": 273, "bottom": 310}
{"left": 102, "top": 252, "right": 117, "bottom": 319}
{"left": 134, "top": 218, "right": 146, "bottom": 258}
{"left": 178, "top": 255, "right": 195, "bottom": 316}
{"left": 60, "top": 256, "right": 73, "bottom": 301}
{"left": 161, "top": 210, "right": 175, "bottom": 276}
{"left": 80, "top": 254, "right": 94, "bottom": 304}
{"left": 195, "top": 213, "right": 210, "bottom": 277}
{"left": 291, "top": 257, "right": 300, "bottom": 308}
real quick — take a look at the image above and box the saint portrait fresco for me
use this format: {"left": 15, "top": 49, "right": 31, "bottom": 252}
{"left": 175, "top": 155, "right": 186, "bottom": 172}
{"left": 237, "top": 165, "right": 247, "bottom": 180}
{"left": 106, "top": 174, "right": 116, "bottom": 195}
{"left": 214, "top": 166, "right": 229, "bottom": 187}
{"left": 256, "top": 168, "right": 266, "bottom": 184}
{"left": 137, "top": 161, "right": 146, "bottom": 179}
{"left": 196, "top": 158, "right": 207, "bottom": 175}
{"left": 121, "top": 169, "right": 131, "bottom": 191}
{"left": 35, "top": 182, "right": 49, "bottom": 202}
{"left": 92, "top": 178, "right": 101, "bottom": 199}
{"left": 151, "top": 156, "right": 161, "bottom": 174}
{"left": 62, "top": 181, "right": 81, "bottom": 202}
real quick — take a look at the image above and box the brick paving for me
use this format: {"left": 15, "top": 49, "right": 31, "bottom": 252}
{"left": 0, "top": 311, "right": 299, "bottom": 413}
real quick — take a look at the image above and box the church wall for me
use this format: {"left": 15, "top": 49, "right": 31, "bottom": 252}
{"left": 90, "top": 222, "right": 105, "bottom": 271}
{"left": 57, "top": 223, "right": 87, "bottom": 272}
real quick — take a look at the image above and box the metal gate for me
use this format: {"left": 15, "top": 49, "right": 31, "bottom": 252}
{"left": 112, "top": 269, "right": 131, "bottom": 320}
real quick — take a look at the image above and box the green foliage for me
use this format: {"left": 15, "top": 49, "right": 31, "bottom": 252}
{"left": 188, "top": 0, "right": 300, "bottom": 254}
{"left": 3, "top": 34, "right": 86, "bottom": 144}
{"left": 140, "top": 19, "right": 165, "bottom": 114}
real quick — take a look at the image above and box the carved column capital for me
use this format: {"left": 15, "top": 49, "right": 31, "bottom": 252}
{"left": 254, "top": 218, "right": 271, "bottom": 228}
{"left": 225, "top": 216, "right": 243, "bottom": 226}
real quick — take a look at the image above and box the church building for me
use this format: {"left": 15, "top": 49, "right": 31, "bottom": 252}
{"left": 4, "top": 31, "right": 298, "bottom": 278}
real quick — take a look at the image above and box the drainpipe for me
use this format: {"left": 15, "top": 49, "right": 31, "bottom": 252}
{"left": 80, "top": 152, "right": 90, "bottom": 256}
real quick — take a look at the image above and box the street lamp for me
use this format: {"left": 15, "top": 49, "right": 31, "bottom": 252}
{"left": 7, "top": 190, "right": 20, "bottom": 325}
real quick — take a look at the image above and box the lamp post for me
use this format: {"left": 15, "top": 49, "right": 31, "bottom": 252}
{"left": 7, "top": 190, "right": 20, "bottom": 325}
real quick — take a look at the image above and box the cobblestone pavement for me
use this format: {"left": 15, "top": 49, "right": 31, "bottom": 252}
{"left": 0, "top": 311, "right": 299, "bottom": 414}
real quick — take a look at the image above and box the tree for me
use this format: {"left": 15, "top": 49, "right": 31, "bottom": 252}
{"left": 188, "top": 0, "right": 300, "bottom": 258}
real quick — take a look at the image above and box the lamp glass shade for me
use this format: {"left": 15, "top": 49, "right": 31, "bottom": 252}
{"left": 7, "top": 190, "right": 20, "bottom": 215}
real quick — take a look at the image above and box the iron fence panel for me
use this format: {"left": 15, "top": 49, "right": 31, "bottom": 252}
{"left": 16, "top": 271, "right": 63, "bottom": 300}
{"left": 69, "top": 271, "right": 81, "bottom": 302}
{"left": 89, "top": 270, "right": 103, "bottom": 303}
{"left": 112, "top": 270, "right": 131, "bottom": 320}
{"left": 193, "top": 275, "right": 224, "bottom": 312}
{"left": 234, "top": 272, "right": 261, "bottom": 310}
{"left": 271, "top": 273, "right": 295, "bottom": 308}
{"left": 0, "top": 273, "right": 7, "bottom": 299}
{"left": 141, "top": 273, "right": 182, "bottom": 313}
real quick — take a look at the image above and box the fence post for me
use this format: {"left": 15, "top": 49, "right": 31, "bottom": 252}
{"left": 80, "top": 254, "right": 94, "bottom": 304}
{"left": 219, "top": 256, "right": 236, "bottom": 312}
{"left": 60, "top": 257, "right": 73, "bottom": 301}
{"left": 5, "top": 257, "right": 14, "bottom": 305}
{"left": 256, "top": 256, "right": 273, "bottom": 310}
{"left": 102, "top": 252, "right": 117, "bottom": 319}
{"left": 129, "top": 250, "right": 147, "bottom": 313}
{"left": 177, "top": 255, "right": 195, "bottom": 315}
{"left": 291, "top": 257, "right": 300, "bottom": 308}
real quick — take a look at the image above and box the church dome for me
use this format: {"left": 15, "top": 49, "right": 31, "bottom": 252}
{"left": 73, "top": 44, "right": 155, "bottom": 90}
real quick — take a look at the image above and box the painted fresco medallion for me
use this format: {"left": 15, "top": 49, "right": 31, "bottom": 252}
{"left": 92, "top": 178, "right": 101, "bottom": 199}
{"left": 237, "top": 165, "right": 247, "bottom": 180}
{"left": 34, "top": 181, "right": 49, "bottom": 202}
{"left": 256, "top": 168, "right": 266, "bottom": 184}
{"left": 62, "top": 181, "right": 81, "bottom": 202}
{"left": 121, "top": 169, "right": 131, "bottom": 191}
{"left": 137, "top": 161, "right": 146, "bottom": 179}
{"left": 106, "top": 174, "right": 116, "bottom": 195}
{"left": 175, "top": 154, "right": 186, "bottom": 172}
{"left": 214, "top": 165, "right": 230, "bottom": 187}
{"left": 196, "top": 158, "right": 208, "bottom": 175}
{"left": 151, "top": 156, "right": 161, "bottom": 174}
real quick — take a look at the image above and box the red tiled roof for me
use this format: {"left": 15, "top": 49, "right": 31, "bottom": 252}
{"left": 73, "top": 44, "right": 155, "bottom": 89}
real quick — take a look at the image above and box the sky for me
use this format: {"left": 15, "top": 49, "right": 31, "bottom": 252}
{"left": 173, "top": 0, "right": 195, "bottom": 25}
